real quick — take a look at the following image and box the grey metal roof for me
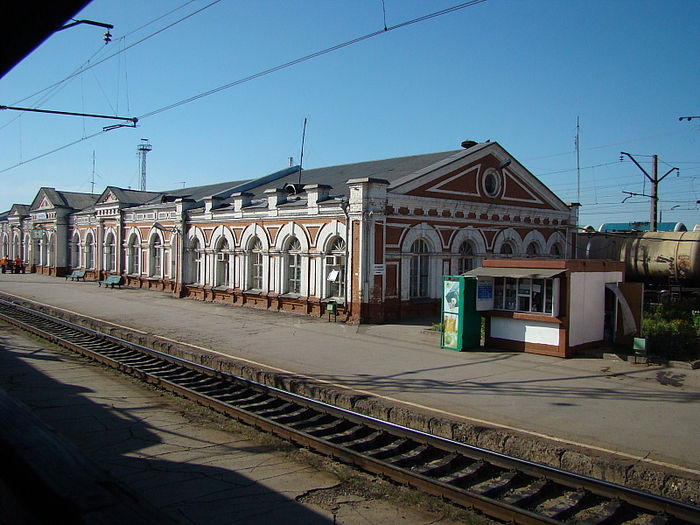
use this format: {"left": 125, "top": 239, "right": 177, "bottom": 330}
{"left": 31, "top": 188, "right": 99, "bottom": 211}
{"left": 235, "top": 149, "right": 471, "bottom": 200}
{"left": 147, "top": 179, "right": 254, "bottom": 205}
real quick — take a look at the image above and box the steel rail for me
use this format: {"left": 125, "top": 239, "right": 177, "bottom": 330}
{"left": 0, "top": 298, "right": 698, "bottom": 525}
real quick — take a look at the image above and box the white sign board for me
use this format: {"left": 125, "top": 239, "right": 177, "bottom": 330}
{"left": 372, "top": 264, "right": 385, "bottom": 276}
{"left": 475, "top": 277, "right": 494, "bottom": 311}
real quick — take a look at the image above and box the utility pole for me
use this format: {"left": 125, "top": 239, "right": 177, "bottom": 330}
{"left": 620, "top": 152, "right": 678, "bottom": 231}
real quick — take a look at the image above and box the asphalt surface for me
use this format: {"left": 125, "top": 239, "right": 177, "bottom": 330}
{"left": 1, "top": 272, "right": 698, "bottom": 477}
{"left": 0, "top": 325, "right": 468, "bottom": 525}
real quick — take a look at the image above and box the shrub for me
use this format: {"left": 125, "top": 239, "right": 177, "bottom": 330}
{"left": 643, "top": 299, "right": 700, "bottom": 361}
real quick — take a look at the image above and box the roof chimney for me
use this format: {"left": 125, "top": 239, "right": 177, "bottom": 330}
{"left": 461, "top": 140, "right": 478, "bottom": 149}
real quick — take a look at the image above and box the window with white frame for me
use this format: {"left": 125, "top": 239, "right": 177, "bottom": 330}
{"left": 493, "top": 277, "right": 555, "bottom": 315}
{"left": 185, "top": 238, "right": 202, "bottom": 285}
{"left": 326, "top": 237, "right": 346, "bottom": 300}
{"left": 105, "top": 232, "right": 116, "bottom": 272}
{"left": 458, "top": 240, "right": 475, "bottom": 274}
{"left": 409, "top": 238, "right": 430, "bottom": 298}
{"left": 149, "top": 236, "right": 162, "bottom": 277}
{"left": 85, "top": 233, "right": 95, "bottom": 269}
{"left": 284, "top": 237, "right": 302, "bottom": 294}
{"left": 215, "top": 238, "right": 230, "bottom": 288}
{"left": 70, "top": 233, "right": 80, "bottom": 268}
{"left": 127, "top": 234, "right": 140, "bottom": 275}
{"left": 248, "top": 237, "right": 263, "bottom": 290}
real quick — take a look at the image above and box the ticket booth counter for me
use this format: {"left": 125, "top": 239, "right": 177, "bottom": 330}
{"left": 463, "top": 259, "right": 626, "bottom": 358}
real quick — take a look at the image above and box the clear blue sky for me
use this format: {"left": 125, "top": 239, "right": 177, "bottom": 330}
{"left": 1, "top": 0, "right": 699, "bottom": 230}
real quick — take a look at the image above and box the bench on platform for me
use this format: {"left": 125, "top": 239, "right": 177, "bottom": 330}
{"left": 99, "top": 275, "right": 123, "bottom": 289}
{"left": 65, "top": 270, "right": 87, "bottom": 281}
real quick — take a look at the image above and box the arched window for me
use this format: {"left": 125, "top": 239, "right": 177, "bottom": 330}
{"left": 127, "top": 234, "right": 140, "bottom": 275}
{"left": 550, "top": 242, "right": 563, "bottom": 258}
{"left": 85, "top": 232, "right": 95, "bottom": 269}
{"left": 149, "top": 236, "right": 162, "bottom": 277}
{"left": 410, "top": 239, "right": 430, "bottom": 298}
{"left": 215, "top": 238, "right": 230, "bottom": 288}
{"left": 458, "top": 240, "right": 475, "bottom": 274}
{"left": 499, "top": 241, "right": 514, "bottom": 257}
{"left": 285, "top": 237, "right": 302, "bottom": 294}
{"left": 12, "top": 234, "right": 20, "bottom": 260}
{"left": 248, "top": 237, "right": 263, "bottom": 290}
{"left": 104, "top": 232, "right": 116, "bottom": 272}
{"left": 326, "top": 237, "right": 346, "bottom": 300}
{"left": 526, "top": 241, "right": 541, "bottom": 257}
{"left": 185, "top": 238, "right": 202, "bottom": 285}
{"left": 70, "top": 232, "right": 81, "bottom": 269}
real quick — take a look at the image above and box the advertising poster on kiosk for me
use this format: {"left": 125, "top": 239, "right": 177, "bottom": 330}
{"left": 441, "top": 276, "right": 482, "bottom": 351}
{"left": 441, "top": 277, "right": 462, "bottom": 350}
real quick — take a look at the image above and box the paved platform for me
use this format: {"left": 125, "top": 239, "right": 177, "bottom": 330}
{"left": 0, "top": 326, "right": 465, "bottom": 525}
{"left": 1, "top": 273, "right": 698, "bottom": 477}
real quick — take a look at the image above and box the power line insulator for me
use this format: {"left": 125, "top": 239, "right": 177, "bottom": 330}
{"left": 103, "top": 30, "right": 112, "bottom": 43}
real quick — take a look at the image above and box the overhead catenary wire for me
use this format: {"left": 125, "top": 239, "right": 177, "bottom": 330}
{"left": 0, "top": 0, "right": 489, "bottom": 174}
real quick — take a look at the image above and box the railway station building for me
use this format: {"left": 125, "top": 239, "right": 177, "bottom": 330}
{"left": 1, "top": 140, "right": 578, "bottom": 324}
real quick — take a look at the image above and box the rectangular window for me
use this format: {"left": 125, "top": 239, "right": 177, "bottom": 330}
{"left": 493, "top": 276, "right": 556, "bottom": 315}
{"left": 287, "top": 253, "right": 301, "bottom": 294}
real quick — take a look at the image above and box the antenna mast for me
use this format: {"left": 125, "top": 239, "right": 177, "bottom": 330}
{"left": 575, "top": 117, "right": 580, "bottom": 204}
{"left": 298, "top": 118, "right": 307, "bottom": 185}
{"left": 91, "top": 150, "right": 96, "bottom": 194}
{"left": 137, "top": 139, "right": 152, "bottom": 191}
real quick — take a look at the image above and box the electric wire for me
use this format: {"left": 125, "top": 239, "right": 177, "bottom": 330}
{"left": 6, "top": 0, "right": 220, "bottom": 109}
{"left": 0, "top": 0, "right": 488, "bottom": 175}
{"left": 137, "top": 0, "right": 489, "bottom": 121}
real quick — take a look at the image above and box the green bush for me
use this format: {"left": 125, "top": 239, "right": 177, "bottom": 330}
{"left": 643, "top": 299, "right": 700, "bottom": 361}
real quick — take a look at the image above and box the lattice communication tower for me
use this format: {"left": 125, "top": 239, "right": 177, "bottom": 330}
{"left": 137, "top": 139, "right": 152, "bottom": 191}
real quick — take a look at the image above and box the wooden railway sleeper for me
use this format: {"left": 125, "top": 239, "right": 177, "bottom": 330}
{"left": 573, "top": 498, "right": 625, "bottom": 525}
{"left": 339, "top": 429, "right": 388, "bottom": 451}
{"left": 286, "top": 412, "right": 335, "bottom": 430}
{"left": 212, "top": 389, "right": 259, "bottom": 403}
{"left": 365, "top": 437, "right": 415, "bottom": 460}
{"left": 499, "top": 478, "right": 551, "bottom": 508}
{"left": 266, "top": 406, "right": 316, "bottom": 424}
{"left": 385, "top": 443, "right": 433, "bottom": 468}
{"left": 326, "top": 425, "right": 376, "bottom": 446}
{"left": 235, "top": 397, "right": 285, "bottom": 413}
{"left": 181, "top": 377, "right": 226, "bottom": 390}
{"left": 537, "top": 489, "right": 590, "bottom": 520}
{"left": 232, "top": 394, "right": 275, "bottom": 410}
{"left": 255, "top": 401, "right": 298, "bottom": 418}
{"left": 198, "top": 386, "right": 239, "bottom": 398}
{"left": 410, "top": 452, "right": 461, "bottom": 477}
{"left": 438, "top": 460, "right": 490, "bottom": 486}
{"left": 469, "top": 470, "right": 521, "bottom": 498}
{"left": 304, "top": 418, "right": 355, "bottom": 438}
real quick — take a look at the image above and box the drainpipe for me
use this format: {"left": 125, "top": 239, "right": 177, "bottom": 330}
{"left": 340, "top": 200, "right": 350, "bottom": 319}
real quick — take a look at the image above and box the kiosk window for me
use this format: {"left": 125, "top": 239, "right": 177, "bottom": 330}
{"left": 494, "top": 276, "right": 555, "bottom": 315}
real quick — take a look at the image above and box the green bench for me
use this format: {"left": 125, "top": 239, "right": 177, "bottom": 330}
{"left": 65, "top": 270, "right": 87, "bottom": 281}
{"left": 99, "top": 275, "right": 123, "bottom": 289}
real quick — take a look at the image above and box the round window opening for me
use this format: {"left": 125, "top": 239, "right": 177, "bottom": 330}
{"left": 483, "top": 169, "right": 501, "bottom": 197}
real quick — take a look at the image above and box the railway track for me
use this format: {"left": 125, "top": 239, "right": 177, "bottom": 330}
{"left": 1, "top": 298, "right": 698, "bottom": 525}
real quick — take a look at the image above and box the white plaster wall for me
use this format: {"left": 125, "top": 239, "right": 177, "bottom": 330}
{"left": 491, "top": 317, "right": 560, "bottom": 346}
{"left": 568, "top": 271, "right": 623, "bottom": 346}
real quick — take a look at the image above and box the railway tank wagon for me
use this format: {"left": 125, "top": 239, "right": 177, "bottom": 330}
{"left": 576, "top": 228, "right": 700, "bottom": 288}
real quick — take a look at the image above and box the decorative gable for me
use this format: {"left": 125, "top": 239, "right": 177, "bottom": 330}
{"left": 104, "top": 191, "right": 118, "bottom": 203}
{"left": 37, "top": 196, "right": 52, "bottom": 210}
{"left": 393, "top": 144, "right": 568, "bottom": 212}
